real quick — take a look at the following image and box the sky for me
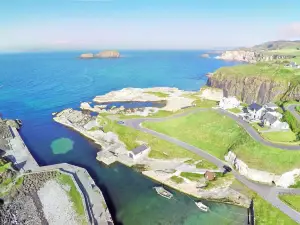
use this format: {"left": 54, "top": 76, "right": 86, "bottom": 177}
{"left": 1, "top": 0, "right": 300, "bottom": 51}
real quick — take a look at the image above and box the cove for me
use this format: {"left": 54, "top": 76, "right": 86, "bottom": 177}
{"left": 0, "top": 51, "right": 245, "bottom": 224}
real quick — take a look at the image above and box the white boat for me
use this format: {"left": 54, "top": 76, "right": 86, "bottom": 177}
{"left": 195, "top": 201, "right": 209, "bottom": 212}
{"left": 153, "top": 186, "right": 173, "bottom": 199}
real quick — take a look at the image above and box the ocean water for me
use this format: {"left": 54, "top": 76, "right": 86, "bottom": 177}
{"left": 0, "top": 51, "right": 246, "bottom": 224}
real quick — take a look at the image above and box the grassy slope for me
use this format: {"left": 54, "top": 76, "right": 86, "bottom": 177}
{"left": 56, "top": 173, "right": 87, "bottom": 224}
{"left": 215, "top": 62, "right": 300, "bottom": 82}
{"left": 231, "top": 180, "right": 298, "bottom": 225}
{"left": 261, "top": 131, "right": 297, "bottom": 143}
{"left": 144, "top": 110, "right": 300, "bottom": 173}
{"left": 99, "top": 115, "right": 217, "bottom": 168}
{"left": 180, "top": 172, "right": 202, "bottom": 181}
{"left": 145, "top": 91, "right": 169, "bottom": 98}
{"left": 279, "top": 195, "right": 300, "bottom": 213}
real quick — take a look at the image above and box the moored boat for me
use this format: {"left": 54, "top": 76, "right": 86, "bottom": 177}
{"left": 153, "top": 186, "right": 173, "bottom": 199}
{"left": 195, "top": 201, "right": 209, "bottom": 212}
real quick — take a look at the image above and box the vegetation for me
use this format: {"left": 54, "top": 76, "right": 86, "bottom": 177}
{"left": 289, "top": 176, "right": 300, "bottom": 188}
{"left": 251, "top": 123, "right": 269, "bottom": 132}
{"left": 279, "top": 194, "right": 300, "bottom": 213}
{"left": 56, "top": 173, "right": 86, "bottom": 224}
{"left": 230, "top": 180, "right": 298, "bottom": 225}
{"left": 282, "top": 110, "right": 300, "bottom": 140}
{"left": 261, "top": 131, "right": 297, "bottom": 143}
{"left": 227, "top": 108, "right": 242, "bottom": 114}
{"left": 180, "top": 172, "right": 202, "bottom": 181}
{"left": 215, "top": 62, "right": 300, "bottom": 81}
{"left": 97, "top": 114, "right": 217, "bottom": 168}
{"left": 296, "top": 105, "right": 300, "bottom": 114}
{"left": 145, "top": 91, "right": 169, "bottom": 98}
{"left": 144, "top": 110, "right": 300, "bottom": 173}
{"left": 192, "top": 99, "right": 218, "bottom": 108}
{"left": 170, "top": 176, "right": 184, "bottom": 184}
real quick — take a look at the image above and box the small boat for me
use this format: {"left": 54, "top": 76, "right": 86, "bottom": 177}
{"left": 195, "top": 201, "right": 209, "bottom": 212}
{"left": 153, "top": 186, "right": 173, "bottom": 199}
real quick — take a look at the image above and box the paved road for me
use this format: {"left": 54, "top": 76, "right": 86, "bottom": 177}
{"left": 286, "top": 104, "right": 300, "bottom": 122}
{"left": 123, "top": 109, "right": 300, "bottom": 223}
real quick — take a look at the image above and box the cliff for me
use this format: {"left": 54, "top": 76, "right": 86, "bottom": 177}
{"left": 207, "top": 64, "right": 300, "bottom": 104}
{"left": 216, "top": 50, "right": 295, "bottom": 63}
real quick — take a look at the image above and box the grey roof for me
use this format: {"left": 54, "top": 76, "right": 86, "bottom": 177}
{"left": 265, "top": 103, "right": 278, "bottom": 108}
{"left": 131, "top": 144, "right": 149, "bottom": 155}
{"left": 248, "top": 103, "right": 262, "bottom": 111}
{"left": 262, "top": 112, "right": 277, "bottom": 124}
{"left": 242, "top": 107, "right": 249, "bottom": 113}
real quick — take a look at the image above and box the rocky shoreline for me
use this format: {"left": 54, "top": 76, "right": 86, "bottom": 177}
{"left": 52, "top": 88, "right": 252, "bottom": 208}
{"left": 0, "top": 115, "right": 113, "bottom": 225}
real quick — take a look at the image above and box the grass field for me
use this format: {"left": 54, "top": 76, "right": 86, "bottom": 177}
{"left": 180, "top": 172, "right": 203, "bottom": 181}
{"left": 228, "top": 108, "right": 242, "bottom": 114}
{"left": 56, "top": 173, "right": 87, "bottom": 224}
{"left": 144, "top": 110, "right": 300, "bottom": 173}
{"left": 145, "top": 91, "right": 169, "bottom": 98}
{"left": 279, "top": 194, "right": 300, "bottom": 213}
{"left": 230, "top": 180, "right": 298, "bottom": 225}
{"left": 261, "top": 131, "right": 297, "bottom": 143}
{"left": 98, "top": 115, "right": 217, "bottom": 168}
{"left": 192, "top": 99, "right": 218, "bottom": 108}
{"left": 215, "top": 62, "right": 300, "bottom": 82}
{"left": 170, "top": 175, "right": 184, "bottom": 184}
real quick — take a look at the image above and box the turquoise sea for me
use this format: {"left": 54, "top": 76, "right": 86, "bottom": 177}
{"left": 0, "top": 51, "right": 247, "bottom": 224}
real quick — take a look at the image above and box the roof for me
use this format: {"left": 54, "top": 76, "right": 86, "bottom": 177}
{"left": 262, "top": 112, "right": 278, "bottom": 124}
{"left": 204, "top": 171, "right": 216, "bottom": 181}
{"left": 242, "top": 107, "right": 249, "bottom": 113}
{"left": 265, "top": 103, "right": 278, "bottom": 108}
{"left": 131, "top": 144, "right": 149, "bottom": 155}
{"left": 248, "top": 103, "right": 262, "bottom": 111}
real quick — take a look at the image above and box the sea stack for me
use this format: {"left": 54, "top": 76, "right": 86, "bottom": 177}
{"left": 80, "top": 53, "right": 94, "bottom": 59}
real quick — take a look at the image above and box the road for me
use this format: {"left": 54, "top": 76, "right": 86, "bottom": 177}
{"left": 286, "top": 104, "right": 300, "bottom": 122}
{"left": 123, "top": 108, "right": 300, "bottom": 223}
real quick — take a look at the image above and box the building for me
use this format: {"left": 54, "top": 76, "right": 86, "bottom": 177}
{"left": 264, "top": 103, "right": 278, "bottom": 110}
{"left": 285, "top": 62, "right": 300, "bottom": 68}
{"left": 204, "top": 171, "right": 216, "bottom": 181}
{"left": 128, "top": 144, "right": 150, "bottom": 160}
{"left": 248, "top": 103, "right": 265, "bottom": 120}
{"left": 270, "top": 121, "right": 289, "bottom": 130}
{"left": 219, "top": 97, "right": 240, "bottom": 109}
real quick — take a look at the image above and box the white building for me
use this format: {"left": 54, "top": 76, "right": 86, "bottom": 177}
{"left": 219, "top": 97, "right": 240, "bottom": 109}
{"left": 248, "top": 103, "right": 265, "bottom": 120}
{"left": 128, "top": 144, "right": 150, "bottom": 160}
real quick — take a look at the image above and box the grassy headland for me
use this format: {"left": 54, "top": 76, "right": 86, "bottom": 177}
{"left": 143, "top": 110, "right": 300, "bottom": 173}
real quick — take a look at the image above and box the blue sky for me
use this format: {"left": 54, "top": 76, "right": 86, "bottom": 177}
{"left": 1, "top": 0, "right": 300, "bottom": 51}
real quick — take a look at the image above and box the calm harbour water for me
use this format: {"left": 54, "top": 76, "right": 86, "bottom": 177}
{"left": 0, "top": 51, "right": 247, "bottom": 224}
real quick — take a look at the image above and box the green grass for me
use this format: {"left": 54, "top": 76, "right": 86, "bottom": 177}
{"left": 88, "top": 126, "right": 101, "bottom": 131}
{"left": 261, "top": 131, "right": 297, "bottom": 143}
{"left": 144, "top": 110, "right": 300, "bottom": 173}
{"left": 192, "top": 99, "right": 218, "bottom": 108}
{"left": 227, "top": 108, "right": 242, "bottom": 114}
{"left": 180, "top": 172, "right": 202, "bottom": 181}
{"left": 145, "top": 91, "right": 169, "bottom": 98}
{"left": 215, "top": 62, "right": 300, "bottom": 82}
{"left": 251, "top": 123, "right": 269, "bottom": 132}
{"left": 279, "top": 194, "right": 300, "bottom": 213}
{"left": 98, "top": 115, "right": 217, "bottom": 168}
{"left": 56, "top": 173, "right": 87, "bottom": 224}
{"left": 230, "top": 180, "right": 298, "bottom": 225}
{"left": 170, "top": 175, "right": 184, "bottom": 184}
{"left": 289, "top": 176, "right": 300, "bottom": 188}
{"left": 296, "top": 106, "right": 300, "bottom": 114}
{"left": 0, "top": 162, "right": 12, "bottom": 173}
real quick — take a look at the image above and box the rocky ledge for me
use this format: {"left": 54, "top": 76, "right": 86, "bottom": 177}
{"left": 80, "top": 50, "right": 121, "bottom": 59}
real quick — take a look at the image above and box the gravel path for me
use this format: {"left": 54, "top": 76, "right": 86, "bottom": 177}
{"left": 38, "top": 179, "right": 79, "bottom": 225}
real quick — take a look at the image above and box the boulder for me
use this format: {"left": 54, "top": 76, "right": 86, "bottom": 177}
{"left": 5, "top": 120, "right": 20, "bottom": 129}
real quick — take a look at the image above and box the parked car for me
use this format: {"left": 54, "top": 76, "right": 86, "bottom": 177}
{"left": 117, "top": 121, "right": 125, "bottom": 125}
{"left": 223, "top": 165, "right": 232, "bottom": 174}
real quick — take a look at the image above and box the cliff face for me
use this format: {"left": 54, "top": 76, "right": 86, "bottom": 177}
{"left": 216, "top": 50, "right": 295, "bottom": 63}
{"left": 207, "top": 73, "right": 300, "bottom": 104}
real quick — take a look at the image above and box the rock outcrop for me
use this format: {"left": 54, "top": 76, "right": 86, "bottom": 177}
{"left": 207, "top": 72, "right": 300, "bottom": 104}
{"left": 80, "top": 51, "right": 120, "bottom": 59}
{"left": 200, "top": 54, "right": 210, "bottom": 58}
{"left": 216, "top": 50, "right": 295, "bottom": 63}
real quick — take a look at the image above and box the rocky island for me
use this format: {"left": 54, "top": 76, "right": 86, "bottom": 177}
{"left": 80, "top": 50, "right": 121, "bottom": 59}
